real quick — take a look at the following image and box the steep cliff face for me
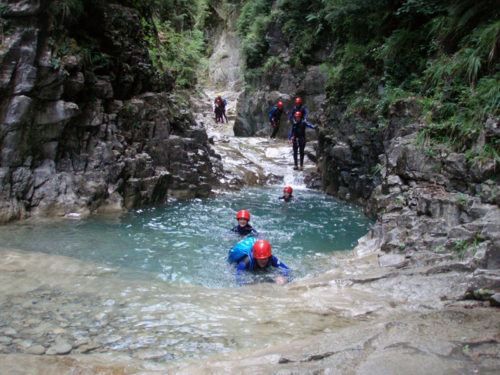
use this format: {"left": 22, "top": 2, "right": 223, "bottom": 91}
{"left": 0, "top": 0, "right": 222, "bottom": 223}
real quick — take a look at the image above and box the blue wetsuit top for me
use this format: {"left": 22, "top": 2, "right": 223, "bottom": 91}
{"left": 278, "top": 195, "right": 296, "bottom": 202}
{"left": 288, "top": 105, "right": 308, "bottom": 121}
{"left": 269, "top": 105, "right": 284, "bottom": 121}
{"left": 236, "top": 254, "right": 290, "bottom": 285}
{"left": 229, "top": 224, "right": 259, "bottom": 237}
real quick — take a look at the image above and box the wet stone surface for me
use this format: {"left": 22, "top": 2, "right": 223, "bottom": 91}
{"left": 0, "top": 289, "right": 111, "bottom": 356}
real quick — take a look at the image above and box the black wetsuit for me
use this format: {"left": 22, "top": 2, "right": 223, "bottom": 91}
{"left": 289, "top": 118, "right": 315, "bottom": 168}
{"left": 229, "top": 224, "right": 259, "bottom": 237}
{"left": 269, "top": 105, "right": 284, "bottom": 138}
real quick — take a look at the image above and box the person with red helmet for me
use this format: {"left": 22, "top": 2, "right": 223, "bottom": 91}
{"left": 288, "top": 110, "right": 315, "bottom": 170}
{"left": 268, "top": 101, "right": 285, "bottom": 139}
{"left": 279, "top": 186, "right": 295, "bottom": 202}
{"left": 227, "top": 237, "right": 290, "bottom": 285}
{"left": 228, "top": 209, "right": 260, "bottom": 237}
{"left": 287, "top": 97, "right": 308, "bottom": 123}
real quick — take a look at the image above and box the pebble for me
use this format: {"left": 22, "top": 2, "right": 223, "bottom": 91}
{"left": 2, "top": 328, "right": 17, "bottom": 336}
{"left": 0, "top": 336, "right": 12, "bottom": 344}
{"left": 26, "top": 344, "right": 46, "bottom": 355}
{"left": 46, "top": 341, "right": 73, "bottom": 355}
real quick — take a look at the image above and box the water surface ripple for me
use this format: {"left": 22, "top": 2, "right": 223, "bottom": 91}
{"left": 0, "top": 186, "right": 372, "bottom": 287}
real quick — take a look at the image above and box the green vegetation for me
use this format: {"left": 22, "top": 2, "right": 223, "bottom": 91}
{"left": 236, "top": 0, "right": 500, "bottom": 165}
{"left": 139, "top": 0, "right": 209, "bottom": 88}
{"left": 47, "top": 0, "right": 210, "bottom": 88}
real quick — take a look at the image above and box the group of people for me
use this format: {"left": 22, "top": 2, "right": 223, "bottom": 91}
{"left": 226, "top": 186, "right": 296, "bottom": 285}
{"left": 212, "top": 94, "right": 311, "bottom": 285}
{"left": 269, "top": 97, "right": 316, "bottom": 170}
{"left": 214, "top": 94, "right": 316, "bottom": 171}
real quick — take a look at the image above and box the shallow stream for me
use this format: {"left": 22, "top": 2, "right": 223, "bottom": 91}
{"left": 0, "top": 91, "right": 376, "bottom": 365}
{"left": 0, "top": 187, "right": 372, "bottom": 288}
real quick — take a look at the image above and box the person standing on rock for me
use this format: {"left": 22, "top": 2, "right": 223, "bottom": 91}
{"left": 287, "top": 97, "right": 308, "bottom": 123}
{"left": 214, "top": 93, "right": 227, "bottom": 123}
{"left": 288, "top": 111, "right": 315, "bottom": 170}
{"left": 268, "top": 101, "right": 284, "bottom": 139}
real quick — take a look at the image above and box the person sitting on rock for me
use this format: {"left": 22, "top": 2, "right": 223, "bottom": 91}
{"left": 279, "top": 186, "right": 296, "bottom": 202}
{"left": 227, "top": 237, "right": 289, "bottom": 285}
{"left": 228, "top": 210, "right": 260, "bottom": 237}
{"left": 287, "top": 97, "right": 308, "bottom": 123}
{"left": 268, "top": 101, "right": 284, "bottom": 139}
{"left": 288, "top": 111, "right": 315, "bottom": 170}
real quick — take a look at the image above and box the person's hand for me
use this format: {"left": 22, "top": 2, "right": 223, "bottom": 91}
{"left": 287, "top": 120, "right": 290, "bottom": 124}
{"left": 275, "top": 276, "right": 288, "bottom": 285}
{"left": 269, "top": 121, "right": 272, "bottom": 127}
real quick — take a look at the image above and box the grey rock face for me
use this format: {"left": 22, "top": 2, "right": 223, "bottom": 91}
{"left": 0, "top": 0, "right": 222, "bottom": 223}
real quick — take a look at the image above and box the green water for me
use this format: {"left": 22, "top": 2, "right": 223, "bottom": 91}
{"left": 0, "top": 186, "right": 372, "bottom": 287}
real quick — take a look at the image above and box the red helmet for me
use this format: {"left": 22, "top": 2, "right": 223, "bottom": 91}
{"left": 294, "top": 111, "right": 302, "bottom": 118}
{"left": 252, "top": 240, "right": 272, "bottom": 259}
{"left": 277, "top": 101, "right": 284, "bottom": 109}
{"left": 236, "top": 210, "right": 250, "bottom": 221}
{"left": 295, "top": 97, "right": 302, "bottom": 105}
{"left": 284, "top": 186, "right": 293, "bottom": 194}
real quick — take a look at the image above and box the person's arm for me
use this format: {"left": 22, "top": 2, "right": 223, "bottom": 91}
{"left": 249, "top": 227, "right": 260, "bottom": 237}
{"left": 271, "top": 255, "right": 290, "bottom": 284}
{"left": 305, "top": 120, "right": 315, "bottom": 129}
{"left": 235, "top": 256, "right": 250, "bottom": 285}
{"left": 288, "top": 123, "right": 295, "bottom": 140}
{"left": 269, "top": 107, "right": 276, "bottom": 122}
{"left": 271, "top": 256, "right": 290, "bottom": 277}
{"left": 288, "top": 108, "right": 295, "bottom": 121}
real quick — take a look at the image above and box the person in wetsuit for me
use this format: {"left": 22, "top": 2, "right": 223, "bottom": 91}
{"left": 229, "top": 210, "right": 259, "bottom": 237}
{"left": 287, "top": 97, "right": 308, "bottom": 124}
{"left": 227, "top": 238, "right": 289, "bottom": 285}
{"left": 279, "top": 186, "right": 296, "bottom": 202}
{"left": 288, "top": 111, "right": 315, "bottom": 170}
{"left": 269, "top": 101, "right": 284, "bottom": 139}
{"left": 214, "top": 93, "right": 227, "bottom": 123}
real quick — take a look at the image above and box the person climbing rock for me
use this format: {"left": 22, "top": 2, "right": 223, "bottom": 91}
{"left": 227, "top": 237, "right": 289, "bottom": 285}
{"left": 288, "top": 111, "right": 315, "bottom": 170}
{"left": 279, "top": 186, "right": 296, "bottom": 202}
{"left": 214, "top": 93, "right": 227, "bottom": 123}
{"left": 287, "top": 97, "right": 308, "bottom": 123}
{"left": 228, "top": 210, "right": 260, "bottom": 237}
{"left": 269, "top": 101, "right": 284, "bottom": 139}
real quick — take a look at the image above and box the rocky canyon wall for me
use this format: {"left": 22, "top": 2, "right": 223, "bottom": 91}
{"left": 0, "top": 0, "right": 223, "bottom": 223}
